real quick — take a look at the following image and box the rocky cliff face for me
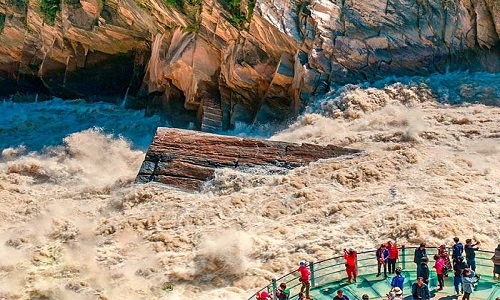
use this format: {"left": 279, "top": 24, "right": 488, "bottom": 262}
{"left": 0, "top": 0, "right": 499, "bottom": 129}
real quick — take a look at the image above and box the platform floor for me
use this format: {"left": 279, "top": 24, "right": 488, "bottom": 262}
{"left": 304, "top": 271, "right": 500, "bottom": 300}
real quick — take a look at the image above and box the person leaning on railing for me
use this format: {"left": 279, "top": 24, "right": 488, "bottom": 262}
{"left": 297, "top": 261, "right": 311, "bottom": 299}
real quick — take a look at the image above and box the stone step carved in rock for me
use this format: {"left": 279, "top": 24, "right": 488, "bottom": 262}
{"left": 200, "top": 98, "right": 223, "bottom": 132}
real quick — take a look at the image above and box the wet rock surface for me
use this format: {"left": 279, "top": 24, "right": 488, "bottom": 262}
{"left": 0, "top": 0, "right": 499, "bottom": 128}
{"left": 135, "top": 127, "right": 361, "bottom": 190}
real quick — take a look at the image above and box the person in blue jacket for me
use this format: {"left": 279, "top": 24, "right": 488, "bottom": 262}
{"left": 461, "top": 268, "right": 480, "bottom": 300}
{"left": 452, "top": 237, "right": 464, "bottom": 262}
{"left": 376, "top": 244, "right": 389, "bottom": 278}
{"left": 391, "top": 267, "right": 405, "bottom": 291}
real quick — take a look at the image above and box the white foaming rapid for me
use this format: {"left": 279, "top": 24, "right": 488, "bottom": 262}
{"left": 0, "top": 73, "right": 499, "bottom": 299}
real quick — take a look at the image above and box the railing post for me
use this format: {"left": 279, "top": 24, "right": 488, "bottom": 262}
{"left": 402, "top": 245, "right": 406, "bottom": 269}
{"left": 272, "top": 278, "right": 277, "bottom": 300}
{"left": 310, "top": 262, "right": 316, "bottom": 288}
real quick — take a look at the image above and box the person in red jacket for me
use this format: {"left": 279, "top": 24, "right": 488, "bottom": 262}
{"left": 297, "top": 261, "right": 311, "bottom": 299}
{"left": 387, "top": 241, "right": 399, "bottom": 274}
{"left": 344, "top": 248, "right": 357, "bottom": 283}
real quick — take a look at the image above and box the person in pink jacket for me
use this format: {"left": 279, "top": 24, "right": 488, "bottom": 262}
{"left": 433, "top": 254, "right": 445, "bottom": 290}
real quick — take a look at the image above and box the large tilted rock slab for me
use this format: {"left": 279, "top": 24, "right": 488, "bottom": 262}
{"left": 136, "top": 128, "right": 360, "bottom": 190}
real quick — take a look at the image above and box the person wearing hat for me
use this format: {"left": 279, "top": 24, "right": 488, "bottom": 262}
{"left": 387, "top": 287, "right": 403, "bottom": 300}
{"left": 297, "top": 261, "right": 311, "bottom": 299}
{"left": 393, "top": 287, "right": 404, "bottom": 298}
{"left": 493, "top": 243, "right": 500, "bottom": 279}
{"left": 344, "top": 248, "right": 357, "bottom": 283}
{"left": 411, "top": 277, "right": 430, "bottom": 300}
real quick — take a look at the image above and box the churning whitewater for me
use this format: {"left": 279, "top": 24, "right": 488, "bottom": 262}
{"left": 0, "top": 72, "right": 499, "bottom": 299}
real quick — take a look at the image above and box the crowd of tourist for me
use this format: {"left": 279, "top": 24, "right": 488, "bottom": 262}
{"left": 254, "top": 238, "right": 500, "bottom": 300}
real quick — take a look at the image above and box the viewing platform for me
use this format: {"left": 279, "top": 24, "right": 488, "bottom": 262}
{"left": 251, "top": 246, "right": 500, "bottom": 300}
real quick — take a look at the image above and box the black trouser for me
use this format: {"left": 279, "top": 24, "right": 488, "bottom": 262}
{"left": 377, "top": 262, "right": 387, "bottom": 277}
{"left": 437, "top": 274, "right": 444, "bottom": 288}
{"left": 388, "top": 258, "right": 397, "bottom": 274}
{"left": 462, "top": 291, "right": 471, "bottom": 300}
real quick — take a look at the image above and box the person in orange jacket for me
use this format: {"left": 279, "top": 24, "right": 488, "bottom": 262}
{"left": 344, "top": 248, "right": 357, "bottom": 283}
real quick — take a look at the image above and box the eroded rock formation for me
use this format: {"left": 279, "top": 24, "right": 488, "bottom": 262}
{"left": 0, "top": 0, "right": 499, "bottom": 127}
{"left": 135, "top": 127, "right": 361, "bottom": 190}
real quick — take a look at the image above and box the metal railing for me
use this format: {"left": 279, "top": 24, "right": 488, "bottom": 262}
{"left": 249, "top": 246, "right": 496, "bottom": 300}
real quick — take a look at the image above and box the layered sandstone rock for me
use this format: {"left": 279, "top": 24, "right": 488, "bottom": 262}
{"left": 0, "top": 0, "right": 499, "bottom": 127}
{"left": 135, "top": 127, "right": 361, "bottom": 190}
